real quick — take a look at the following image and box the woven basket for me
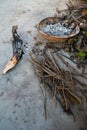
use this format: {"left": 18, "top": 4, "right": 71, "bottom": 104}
{"left": 38, "top": 17, "right": 80, "bottom": 43}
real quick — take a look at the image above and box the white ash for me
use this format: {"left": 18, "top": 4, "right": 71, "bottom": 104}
{"left": 41, "top": 22, "right": 74, "bottom": 36}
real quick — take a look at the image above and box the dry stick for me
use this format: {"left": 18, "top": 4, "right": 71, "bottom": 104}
{"left": 54, "top": 85, "right": 58, "bottom": 108}
{"left": 30, "top": 50, "right": 83, "bottom": 113}
{"left": 30, "top": 55, "right": 62, "bottom": 80}
{"left": 47, "top": 51, "right": 74, "bottom": 109}
{"left": 47, "top": 49, "right": 70, "bottom": 85}
{"left": 56, "top": 84, "right": 87, "bottom": 91}
{"left": 30, "top": 53, "right": 68, "bottom": 109}
{"left": 71, "top": 15, "right": 81, "bottom": 24}
{"left": 43, "top": 55, "right": 57, "bottom": 74}
{"left": 43, "top": 57, "right": 57, "bottom": 73}
{"left": 63, "top": 70, "right": 75, "bottom": 90}
{"left": 30, "top": 52, "right": 41, "bottom": 64}
{"left": 30, "top": 53, "right": 55, "bottom": 76}
{"left": 77, "top": 13, "right": 87, "bottom": 19}
{"left": 43, "top": 66, "right": 61, "bottom": 80}
{"left": 37, "top": 72, "right": 47, "bottom": 120}
{"left": 31, "top": 53, "right": 54, "bottom": 76}
{"left": 52, "top": 78, "right": 55, "bottom": 98}
{"left": 35, "top": 66, "right": 47, "bottom": 119}
{"left": 46, "top": 51, "right": 73, "bottom": 86}
{"left": 35, "top": 71, "right": 51, "bottom": 78}
{"left": 60, "top": 53, "right": 77, "bottom": 64}
{"left": 45, "top": 78, "right": 73, "bottom": 91}
{"left": 57, "top": 87, "right": 75, "bottom": 91}
{"left": 57, "top": 54, "right": 75, "bottom": 88}
{"left": 65, "top": 89, "right": 81, "bottom": 104}
{"left": 45, "top": 54, "right": 74, "bottom": 86}
{"left": 56, "top": 85, "right": 71, "bottom": 113}
{"left": 65, "top": 64, "right": 75, "bottom": 89}
{"left": 61, "top": 81, "right": 69, "bottom": 110}
{"left": 52, "top": 54, "right": 81, "bottom": 104}
{"left": 48, "top": 49, "right": 61, "bottom": 74}
{"left": 42, "top": 55, "right": 48, "bottom": 120}
{"left": 57, "top": 57, "right": 84, "bottom": 103}
{"left": 44, "top": 56, "right": 68, "bottom": 110}
{"left": 42, "top": 77, "right": 47, "bottom": 120}
{"left": 46, "top": 55, "right": 78, "bottom": 100}
{"left": 56, "top": 86, "right": 76, "bottom": 120}
{"left": 52, "top": 84, "right": 57, "bottom": 108}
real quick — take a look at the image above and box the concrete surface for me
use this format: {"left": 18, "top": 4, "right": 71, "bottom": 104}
{"left": 0, "top": 0, "right": 87, "bottom": 130}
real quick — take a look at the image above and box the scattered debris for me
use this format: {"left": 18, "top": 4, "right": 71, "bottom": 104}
{"left": 2, "top": 25, "right": 24, "bottom": 74}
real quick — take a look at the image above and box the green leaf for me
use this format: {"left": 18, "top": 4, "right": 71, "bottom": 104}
{"left": 78, "top": 52, "right": 87, "bottom": 57}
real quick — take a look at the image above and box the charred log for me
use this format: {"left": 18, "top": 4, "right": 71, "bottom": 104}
{"left": 3, "top": 26, "right": 24, "bottom": 74}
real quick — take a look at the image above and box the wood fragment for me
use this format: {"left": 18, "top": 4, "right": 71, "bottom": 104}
{"left": 3, "top": 26, "right": 23, "bottom": 74}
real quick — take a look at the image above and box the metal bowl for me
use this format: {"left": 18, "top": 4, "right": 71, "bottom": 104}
{"left": 38, "top": 17, "right": 80, "bottom": 42}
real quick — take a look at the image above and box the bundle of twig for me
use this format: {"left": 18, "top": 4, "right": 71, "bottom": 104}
{"left": 30, "top": 47, "right": 87, "bottom": 114}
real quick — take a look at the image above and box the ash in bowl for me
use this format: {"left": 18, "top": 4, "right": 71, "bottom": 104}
{"left": 41, "top": 22, "right": 75, "bottom": 36}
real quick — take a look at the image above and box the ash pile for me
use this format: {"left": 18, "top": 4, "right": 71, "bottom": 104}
{"left": 41, "top": 22, "right": 74, "bottom": 36}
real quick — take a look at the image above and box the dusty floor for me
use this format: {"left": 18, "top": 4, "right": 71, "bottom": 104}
{"left": 0, "top": 0, "right": 87, "bottom": 130}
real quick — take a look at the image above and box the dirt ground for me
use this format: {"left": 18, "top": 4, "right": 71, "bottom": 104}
{"left": 0, "top": 0, "right": 87, "bottom": 130}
